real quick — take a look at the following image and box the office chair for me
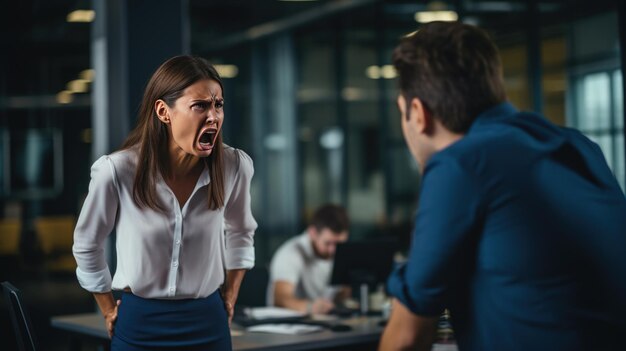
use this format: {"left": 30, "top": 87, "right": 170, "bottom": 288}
{"left": 34, "top": 216, "right": 77, "bottom": 273}
{"left": 1, "top": 281, "right": 38, "bottom": 351}
{"left": 0, "top": 219, "right": 22, "bottom": 281}
{"left": 0, "top": 219, "right": 21, "bottom": 256}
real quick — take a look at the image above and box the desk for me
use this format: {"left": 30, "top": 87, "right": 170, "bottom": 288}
{"left": 51, "top": 313, "right": 383, "bottom": 351}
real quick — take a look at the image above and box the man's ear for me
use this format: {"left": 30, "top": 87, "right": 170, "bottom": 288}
{"left": 155, "top": 99, "right": 170, "bottom": 124}
{"left": 307, "top": 226, "right": 318, "bottom": 239}
{"left": 409, "top": 97, "right": 433, "bottom": 135}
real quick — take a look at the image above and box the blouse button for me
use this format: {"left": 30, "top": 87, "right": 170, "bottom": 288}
{"left": 173, "top": 260, "right": 178, "bottom": 267}
{"left": 175, "top": 240, "right": 181, "bottom": 245}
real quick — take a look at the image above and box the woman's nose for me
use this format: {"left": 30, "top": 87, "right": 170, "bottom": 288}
{"left": 206, "top": 111, "right": 216, "bottom": 124}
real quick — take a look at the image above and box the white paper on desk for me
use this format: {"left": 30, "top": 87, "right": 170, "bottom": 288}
{"left": 432, "top": 343, "right": 458, "bottom": 351}
{"left": 247, "top": 324, "right": 323, "bottom": 335}
{"left": 244, "top": 307, "right": 305, "bottom": 320}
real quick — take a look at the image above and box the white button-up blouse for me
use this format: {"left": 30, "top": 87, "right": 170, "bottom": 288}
{"left": 72, "top": 146, "right": 257, "bottom": 299}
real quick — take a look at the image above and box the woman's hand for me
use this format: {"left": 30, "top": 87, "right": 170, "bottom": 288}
{"left": 93, "top": 292, "right": 121, "bottom": 339}
{"left": 103, "top": 299, "right": 121, "bottom": 338}
{"left": 223, "top": 269, "right": 246, "bottom": 326}
{"left": 221, "top": 290, "right": 237, "bottom": 326}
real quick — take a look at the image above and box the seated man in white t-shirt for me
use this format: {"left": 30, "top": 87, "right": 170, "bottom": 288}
{"left": 268, "top": 204, "right": 350, "bottom": 315}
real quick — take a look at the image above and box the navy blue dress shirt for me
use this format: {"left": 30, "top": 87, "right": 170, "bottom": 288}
{"left": 388, "top": 102, "right": 626, "bottom": 351}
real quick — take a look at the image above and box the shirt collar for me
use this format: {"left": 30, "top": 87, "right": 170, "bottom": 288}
{"left": 197, "top": 163, "right": 211, "bottom": 188}
{"left": 468, "top": 102, "right": 518, "bottom": 133}
{"left": 156, "top": 162, "right": 211, "bottom": 189}
{"left": 299, "top": 231, "right": 314, "bottom": 257}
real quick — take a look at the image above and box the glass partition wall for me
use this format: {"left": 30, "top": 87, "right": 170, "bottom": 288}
{"left": 196, "top": 1, "right": 624, "bottom": 263}
{"left": 0, "top": 1, "right": 623, "bottom": 349}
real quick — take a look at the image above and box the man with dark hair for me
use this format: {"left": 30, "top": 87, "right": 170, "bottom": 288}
{"left": 379, "top": 21, "right": 626, "bottom": 351}
{"left": 268, "top": 204, "right": 350, "bottom": 314}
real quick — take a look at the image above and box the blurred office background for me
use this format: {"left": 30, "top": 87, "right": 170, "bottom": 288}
{"left": 0, "top": 0, "right": 624, "bottom": 349}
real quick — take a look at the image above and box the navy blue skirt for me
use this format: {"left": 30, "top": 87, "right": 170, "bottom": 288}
{"left": 111, "top": 290, "right": 232, "bottom": 351}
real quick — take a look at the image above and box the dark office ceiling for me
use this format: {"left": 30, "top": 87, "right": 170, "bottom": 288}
{"left": 0, "top": 0, "right": 621, "bottom": 104}
{"left": 1, "top": 0, "right": 90, "bottom": 98}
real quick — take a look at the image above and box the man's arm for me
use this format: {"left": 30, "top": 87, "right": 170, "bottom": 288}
{"left": 333, "top": 285, "right": 352, "bottom": 304}
{"left": 379, "top": 299, "right": 438, "bottom": 351}
{"left": 274, "top": 280, "right": 334, "bottom": 314}
{"left": 383, "top": 158, "right": 482, "bottom": 350}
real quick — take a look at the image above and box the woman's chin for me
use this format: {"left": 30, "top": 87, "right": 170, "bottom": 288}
{"left": 196, "top": 144, "right": 213, "bottom": 157}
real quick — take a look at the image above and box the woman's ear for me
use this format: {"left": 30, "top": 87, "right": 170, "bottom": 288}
{"left": 155, "top": 99, "right": 170, "bottom": 124}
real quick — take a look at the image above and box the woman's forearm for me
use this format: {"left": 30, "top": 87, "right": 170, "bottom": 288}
{"left": 93, "top": 291, "right": 120, "bottom": 338}
{"left": 222, "top": 269, "right": 246, "bottom": 324}
{"left": 93, "top": 291, "right": 116, "bottom": 317}
{"left": 223, "top": 269, "right": 246, "bottom": 300}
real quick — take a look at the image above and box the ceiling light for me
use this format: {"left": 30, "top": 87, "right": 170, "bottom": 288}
{"left": 341, "top": 87, "right": 365, "bottom": 101}
{"left": 67, "top": 79, "right": 90, "bottom": 93}
{"left": 214, "top": 64, "right": 239, "bottom": 78}
{"left": 56, "top": 91, "right": 74, "bottom": 104}
{"left": 380, "top": 65, "right": 397, "bottom": 79}
{"left": 366, "top": 65, "right": 396, "bottom": 80}
{"left": 415, "top": 10, "right": 458, "bottom": 23}
{"left": 297, "top": 88, "right": 331, "bottom": 103}
{"left": 67, "top": 10, "right": 95, "bottom": 23}
{"left": 365, "top": 65, "right": 381, "bottom": 79}
{"left": 81, "top": 129, "right": 92, "bottom": 144}
{"left": 79, "top": 69, "right": 95, "bottom": 82}
{"left": 415, "top": 1, "right": 458, "bottom": 23}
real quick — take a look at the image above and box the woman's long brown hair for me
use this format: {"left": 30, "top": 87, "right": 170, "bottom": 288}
{"left": 120, "top": 55, "right": 225, "bottom": 212}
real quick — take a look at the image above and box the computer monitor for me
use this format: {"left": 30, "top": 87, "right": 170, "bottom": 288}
{"left": 2, "top": 129, "right": 63, "bottom": 199}
{"left": 330, "top": 238, "right": 397, "bottom": 288}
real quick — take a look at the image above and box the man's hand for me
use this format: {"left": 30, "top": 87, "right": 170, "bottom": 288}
{"left": 379, "top": 299, "right": 438, "bottom": 351}
{"left": 311, "top": 298, "right": 334, "bottom": 314}
{"left": 333, "top": 285, "right": 352, "bottom": 304}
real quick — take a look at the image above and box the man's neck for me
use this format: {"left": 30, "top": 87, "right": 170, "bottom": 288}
{"left": 432, "top": 121, "right": 465, "bottom": 152}
{"left": 421, "top": 122, "right": 464, "bottom": 168}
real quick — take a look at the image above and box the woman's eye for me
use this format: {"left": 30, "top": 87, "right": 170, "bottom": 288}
{"left": 192, "top": 103, "right": 208, "bottom": 111}
{"left": 216, "top": 101, "right": 224, "bottom": 109}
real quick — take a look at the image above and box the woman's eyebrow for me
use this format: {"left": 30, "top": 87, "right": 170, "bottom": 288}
{"left": 189, "top": 97, "right": 225, "bottom": 105}
{"left": 190, "top": 95, "right": 223, "bottom": 101}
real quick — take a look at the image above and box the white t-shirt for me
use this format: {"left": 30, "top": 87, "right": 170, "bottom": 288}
{"left": 267, "top": 232, "right": 333, "bottom": 306}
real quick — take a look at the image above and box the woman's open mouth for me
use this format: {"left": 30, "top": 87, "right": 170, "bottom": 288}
{"left": 198, "top": 128, "right": 218, "bottom": 151}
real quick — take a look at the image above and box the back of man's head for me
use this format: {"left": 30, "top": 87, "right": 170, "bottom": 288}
{"left": 393, "top": 21, "right": 507, "bottom": 134}
{"left": 310, "top": 204, "right": 349, "bottom": 234}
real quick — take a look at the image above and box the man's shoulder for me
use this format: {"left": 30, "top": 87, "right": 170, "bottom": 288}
{"left": 432, "top": 111, "right": 565, "bottom": 171}
{"left": 273, "top": 234, "right": 308, "bottom": 261}
{"left": 269, "top": 234, "right": 309, "bottom": 280}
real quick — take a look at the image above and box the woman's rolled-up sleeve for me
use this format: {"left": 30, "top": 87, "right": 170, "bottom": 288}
{"left": 72, "top": 156, "right": 119, "bottom": 293}
{"left": 224, "top": 151, "right": 257, "bottom": 270}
